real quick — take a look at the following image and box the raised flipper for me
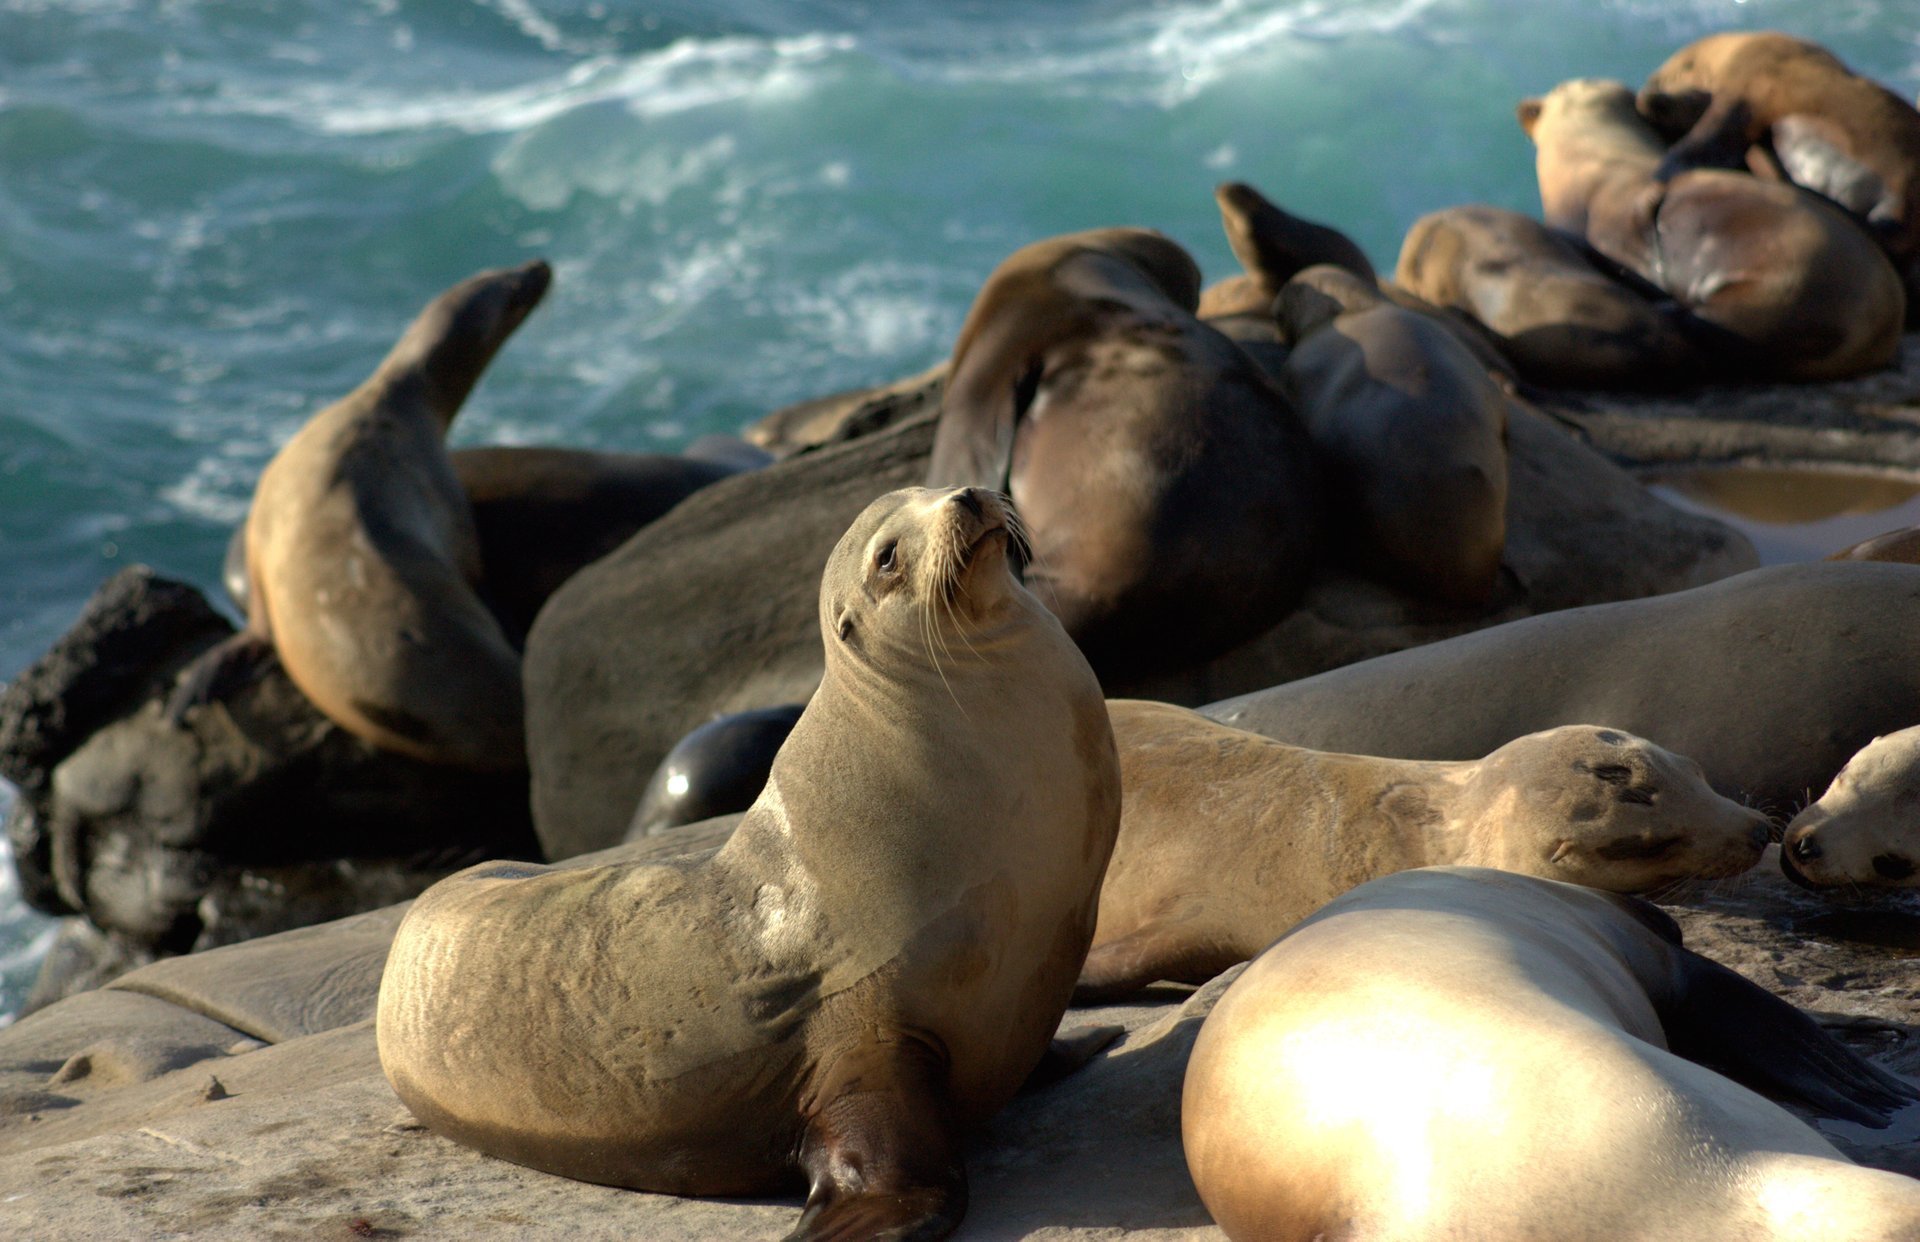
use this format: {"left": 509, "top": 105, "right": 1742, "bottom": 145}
{"left": 1654, "top": 96, "right": 1761, "bottom": 181}
{"left": 1656, "top": 946, "right": 1920, "bottom": 1127}
{"left": 786, "top": 1034, "right": 966, "bottom": 1242}
{"left": 1072, "top": 918, "right": 1241, "bottom": 1005}
{"left": 163, "top": 631, "right": 278, "bottom": 725}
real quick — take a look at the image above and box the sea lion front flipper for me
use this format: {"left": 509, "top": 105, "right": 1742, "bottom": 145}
{"left": 163, "top": 631, "right": 279, "bottom": 724}
{"left": 1072, "top": 918, "right": 1240, "bottom": 1004}
{"left": 1654, "top": 95, "right": 1760, "bottom": 181}
{"left": 1656, "top": 946, "right": 1920, "bottom": 1127}
{"left": 787, "top": 1035, "right": 966, "bottom": 1242}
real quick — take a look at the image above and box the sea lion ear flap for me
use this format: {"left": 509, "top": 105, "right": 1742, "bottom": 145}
{"left": 1655, "top": 946, "right": 1920, "bottom": 1127}
{"left": 1516, "top": 98, "right": 1543, "bottom": 136}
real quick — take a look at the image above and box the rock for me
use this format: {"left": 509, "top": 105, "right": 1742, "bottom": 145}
{"left": 527, "top": 400, "right": 1752, "bottom": 857}
{"left": 741, "top": 361, "right": 948, "bottom": 458}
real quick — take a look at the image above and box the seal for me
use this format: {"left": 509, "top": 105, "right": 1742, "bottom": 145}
{"left": 1077, "top": 700, "right": 1769, "bottom": 1000}
{"left": 925, "top": 226, "right": 1319, "bottom": 682}
{"left": 1183, "top": 866, "right": 1920, "bottom": 1241}
{"left": 1196, "top": 180, "right": 1377, "bottom": 320}
{"left": 1637, "top": 31, "right": 1920, "bottom": 317}
{"left": 626, "top": 703, "right": 807, "bottom": 839}
{"left": 1394, "top": 203, "right": 1705, "bottom": 388}
{"left": 377, "top": 486, "right": 1122, "bottom": 1240}
{"left": 1205, "top": 561, "right": 1920, "bottom": 821}
{"left": 173, "top": 260, "right": 552, "bottom": 769}
{"left": 1783, "top": 725, "right": 1920, "bottom": 889}
{"left": 1275, "top": 265, "right": 1509, "bottom": 607}
{"left": 1519, "top": 78, "right": 1905, "bottom": 381}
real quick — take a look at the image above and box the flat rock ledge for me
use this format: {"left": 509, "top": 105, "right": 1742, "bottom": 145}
{"left": 0, "top": 838, "right": 1916, "bottom": 1240}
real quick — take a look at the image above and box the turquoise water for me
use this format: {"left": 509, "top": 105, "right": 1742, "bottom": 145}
{"left": 2, "top": 0, "right": 1917, "bottom": 1017}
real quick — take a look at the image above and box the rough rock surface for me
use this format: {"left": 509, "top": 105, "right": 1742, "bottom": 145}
{"left": 526, "top": 400, "right": 1751, "bottom": 858}
{"left": 0, "top": 836, "right": 1913, "bottom": 1239}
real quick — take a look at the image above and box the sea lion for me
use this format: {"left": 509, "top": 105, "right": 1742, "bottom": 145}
{"left": 1183, "top": 866, "right": 1920, "bottom": 1241}
{"left": 1196, "top": 181, "right": 1377, "bottom": 319}
{"left": 1206, "top": 561, "right": 1920, "bottom": 820}
{"left": 925, "top": 226, "right": 1319, "bottom": 682}
{"left": 173, "top": 260, "right": 551, "bottom": 770}
{"left": 1831, "top": 524, "right": 1920, "bottom": 565}
{"left": 1783, "top": 725, "right": 1920, "bottom": 889}
{"left": 626, "top": 703, "right": 806, "bottom": 840}
{"left": 1519, "top": 78, "right": 1904, "bottom": 382}
{"left": 1637, "top": 31, "right": 1920, "bottom": 315}
{"left": 1394, "top": 203, "right": 1705, "bottom": 388}
{"left": 1275, "top": 265, "right": 1509, "bottom": 607}
{"left": 377, "top": 486, "right": 1122, "bottom": 1240}
{"left": 1077, "top": 700, "right": 1769, "bottom": 1000}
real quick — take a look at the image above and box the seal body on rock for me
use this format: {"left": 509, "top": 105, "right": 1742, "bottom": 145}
{"left": 379, "top": 486, "right": 1122, "bottom": 1240}
{"left": 626, "top": 703, "right": 806, "bottom": 840}
{"left": 1206, "top": 562, "right": 1920, "bottom": 820}
{"left": 925, "top": 226, "right": 1318, "bottom": 682}
{"left": 1183, "top": 866, "right": 1920, "bottom": 1242}
{"left": 1276, "top": 265, "right": 1509, "bottom": 608}
{"left": 1394, "top": 203, "right": 1704, "bottom": 388}
{"left": 1638, "top": 31, "right": 1920, "bottom": 316}
{"left": 1078, "top": 700, "right": 1768, "bottom": 1000}
{"left": 178, "top": 261, "right": 552, "bottom": 770}
{"left": 1783, "top": 724, "right": 1920, "bottom": 889}
{"left": 1521, "top": 78, "right": 1904, "bottom": 382}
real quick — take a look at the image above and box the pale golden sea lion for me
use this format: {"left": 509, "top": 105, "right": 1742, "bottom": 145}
{"left": 377, "top": 486, "right": 1122, "bottom": 1240}
{"left": 1184, "top": 866, "right": 1920, "bottom": 1241}
{"left": 173, "top": 260, "right": 551, "bottom": 769}
{"left": 1638, "top": 30, "right": 1920, "bottom": 317}
{"left": 1784, "top": 724, "right": 1920, "bottom": 888}
{"left": 1520, "top": 77, "right": 1904, "bottom": 382}
{"left": 925, "top": 226, "right": 1318, "bottom": 681}
{"left": 1077, "top": 700, "right": 1768, "bottom": 1000}
{"left": 1394, "top": 203, "right": 1705, "bottom": 388}
{"left": 1275, "top": 264, "right": 1509, "bottom": 607}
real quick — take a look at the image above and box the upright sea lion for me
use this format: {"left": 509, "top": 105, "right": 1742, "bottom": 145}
{"left": 175, "top": 260, "right": 551, "bottom": 770}
{"left": 926, "top": 227, "right": 1318, "bottom": 681}
{"left": 1196, "top": 181, "right": 1377, "bottom": 320}
{"left": 1783, "top": 725, "right": 1920, "bottom": 889}
{"left": 1276, "top": 265, "right": 1509, "bottom": 607}
{"left": 1637, "top": 31, "right": 1920, "bottom": 315}
{"left": 1206, "top": 561, "right": 1920, "bottom": 820}
{"left": 1519, "top": 78, "right": 1904, "bottom": 382}
{"left": 1183, "top": 866, "right": 1920, "bottom": 1241}
{"left": 1394, "top": 203, "right": 1704, "bottom": 388}
{"left": 378, "top": 486, "right": 1122, "bottom": 1240}
{"left": 1077, "top": 700, "right": 1769, "bottom": 1000}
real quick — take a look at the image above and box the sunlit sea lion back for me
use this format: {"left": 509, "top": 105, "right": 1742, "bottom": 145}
{"left": 378, "top": 486, "right": 1122, "bottom": 1240}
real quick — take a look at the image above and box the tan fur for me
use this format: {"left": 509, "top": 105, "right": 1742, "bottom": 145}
{"left": 238, "top": 262, "right": 548, "bottom": 768}
{"left": 378, "top": 488, "right": 1120, "bottom": 1217}
{"left": 1078, "top": 701, "right": 1766, "bottom": 998}
{"left": 1275, "top": 265, "right": 1510, "bottom": 608}
{"left": 1784, "top": 725, "right": 1920, "bottom": 888}
{"left": 1521, "top": 78, "right": 1904, "bottom": 382}
{"left": 1830, "top": 524, "right": 1920, "bottom": 565}
{"left": 1184, "top": 867, "right": 1920, "bottom": 1242}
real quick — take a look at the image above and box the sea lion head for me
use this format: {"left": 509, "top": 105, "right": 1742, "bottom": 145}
{"left": 822, "top": 486, "right": 1035, "bottom": 667}
{"left": 1456, "top": 725, "right": 1770, "bottom": 890}
{"left": 1518, "top": 78, "right": 1644, "bottom": 145}
{"left": 1783, "top": 727, "right": 1920, "bottom": 889}
{"left": 381, "top": 258, "right": 554, "bottom": 422}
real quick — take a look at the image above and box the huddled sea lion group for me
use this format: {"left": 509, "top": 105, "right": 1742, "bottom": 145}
{"left": 12, "top": 24, "right": 1920, "bottom": 1242}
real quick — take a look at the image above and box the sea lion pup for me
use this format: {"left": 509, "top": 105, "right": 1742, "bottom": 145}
{"left": 1519, "top": 77, "right": 1904, "bottom": 382}
{"left": 173, "top": 260, "right": 551, "bottom": 770}
{"left": 378, "top": 487, "right": 1122, "bottom": 1241}
{"left": 1196, "top": 181, "right": 1377, "bottom": 319}
{"left": 1275, "top": 264, "right": 1509, "bottom": 607}
{"left": 1394, "top": 204, "right": 1705, "bottom": 388}
{"left": 1183, "top": 866, "right": 1920, "bottom": 1242}
{"left": 1638, "top": 31, "right": 1920, "bottom": 313}
{"left": 925, "top": 226, "right": 1318, "bottom": 681}
{"left": 1783, "top": 724, "right": 1920, "bottom": 889}
{"left": 1076, "top": 700, "right": 1768, "bottom": 1001}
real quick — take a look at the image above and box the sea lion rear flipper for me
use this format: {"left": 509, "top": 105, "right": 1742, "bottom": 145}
{"left": 163, "top": 631, "right": 278, "bottom": 725}
{"left": 1657, "top": 947, "right": 1920, "bottom": 1127}
{"left": 788, "top": 1035, "right": 966, "bottom": 1242}
{"left": 1072, "top": 919, "right": 1240, "bottom": 1005}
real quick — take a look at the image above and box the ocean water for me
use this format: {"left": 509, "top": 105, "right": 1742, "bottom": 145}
{"left": 2, "top": 0, "right": 1917, "bottom": 1019}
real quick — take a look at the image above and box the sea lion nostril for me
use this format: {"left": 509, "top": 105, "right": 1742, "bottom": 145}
{"left": 1748, "top": 822, "right": 1770, "bottom": 850}
{"left": 953, "top": 488, "right": 985, "bottom": 519}
{"left": 1872, "top": 854, "right": 1915, "bottom": 881}
{"left": 1790, "top": 835, "right": 1823, "bottom": 862}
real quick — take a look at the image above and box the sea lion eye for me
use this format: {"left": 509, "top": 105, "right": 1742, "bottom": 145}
{"left": 875, "top": 541, "right": 898, "bottom": 573}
